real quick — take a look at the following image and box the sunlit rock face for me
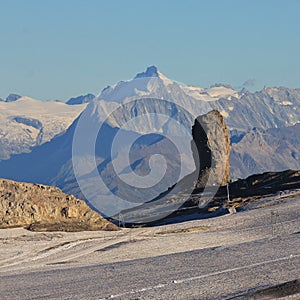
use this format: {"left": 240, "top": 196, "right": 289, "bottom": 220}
{"left": 0, "top": 178, "right": 118, "bottom": 232}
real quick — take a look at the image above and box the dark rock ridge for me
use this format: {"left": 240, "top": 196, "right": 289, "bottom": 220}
{"left": 5, "top": 93, "right": 21, "bottom": 102}
{"left": 134, "top": 65, "right": 160, "bottom": 78}
{"left": 0, "top": 178, "right": 119, "bottom": 231}
{"left": 203, "top": 169, "right": 300, "bottom": 218}
{"left": 218, "top": 169, "right": 300, "bottom": 203}
{"left": 66, "top": 93, "right": 95, "bottom": 105}
{"left": 12, "top": 116, "right": 43, "bottom": 130}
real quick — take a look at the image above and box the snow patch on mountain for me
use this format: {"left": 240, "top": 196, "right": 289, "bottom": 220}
{"left": 180, "top": 84, "right": 239, "bottom": 102}
{"left": 0, "top": 96, "right": 86, "bottom": 160}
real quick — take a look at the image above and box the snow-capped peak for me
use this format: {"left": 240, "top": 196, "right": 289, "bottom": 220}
{"left": 97, "top": 66, "right": 240, "bottom": 106}
{"left": 98, "top": 66, "right": 176, "bottom": 103}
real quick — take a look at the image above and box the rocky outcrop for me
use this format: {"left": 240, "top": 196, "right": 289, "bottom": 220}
{"left": 66, "top": 93, "right": 95, "bottom": 105}
{"left": 114, "top": 110, "right": 231, "bottom": 224}
{"left": 5, "top": 93, "right": 21, "bottom": 102}
{"left": 0, "top": 179, "right": 118, "bottom": 231}
{"left": 191, "top": 110, "right": 231, "bottom": 188}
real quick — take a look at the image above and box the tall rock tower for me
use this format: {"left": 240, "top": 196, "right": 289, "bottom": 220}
{"left": 191, "top": 110, "right": 231, "bottom": 188}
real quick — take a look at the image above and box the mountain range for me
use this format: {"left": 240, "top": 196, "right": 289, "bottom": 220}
{"left": 0, "top": 66, "right": 299, "bottom": 212}
{"left": 0, "top": 97, "right": 86, "bottom": 160}
{"left": 230, "top": 123, "right": 300, "bottom": 178}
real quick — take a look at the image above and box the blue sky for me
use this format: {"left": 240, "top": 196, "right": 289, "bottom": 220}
{"left": 1, "top": 0, "right": 299, "bottom": 100}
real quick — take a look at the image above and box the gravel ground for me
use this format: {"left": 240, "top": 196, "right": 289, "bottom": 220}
{"left": 0, "top": 194, "right": 299, "bottom": 299}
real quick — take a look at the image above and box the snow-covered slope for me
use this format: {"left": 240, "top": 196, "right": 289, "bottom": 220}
{"left": 181, "top": 84, "right": 238, "bottom": 102}
{"left": 99, "top": 66, "right": 239, "bottom": 105}
{"left": 0, "top": 97, "right": 86, "bottom": 159}
{"left": 97, "top": 66, "right": 300, "bottom": 132}
{"left": 96, "top": 66, "right": 214, "bottom": 133}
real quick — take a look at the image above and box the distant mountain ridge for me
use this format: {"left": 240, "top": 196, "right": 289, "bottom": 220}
{"left": 96, "top": 66, "right": 299, "bottom": 132}
{"left": 230, "top": 123, "right": 300, "bottom": 178}
{"left": 0, "top": 65, "right": 299, "bottom": 186}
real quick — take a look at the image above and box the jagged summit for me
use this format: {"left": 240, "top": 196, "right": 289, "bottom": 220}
{"left": 134, "top": 65, "right": 160, "bottom": 79}
{"left": 98, "top": 65, "right": 176, "bottom": 103}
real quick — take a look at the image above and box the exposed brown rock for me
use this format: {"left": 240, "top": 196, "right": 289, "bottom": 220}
{"left": 0, "top": 179, "right": 119, "bottom": 231}
{"left": 191, "top": 110, "right": 231, "bottom": 188}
